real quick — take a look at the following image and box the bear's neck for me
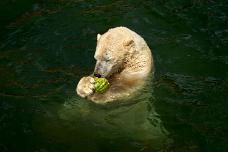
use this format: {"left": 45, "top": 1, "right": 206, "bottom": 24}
{"left": 123, "top": 46, "right": 152, "bottom": 77}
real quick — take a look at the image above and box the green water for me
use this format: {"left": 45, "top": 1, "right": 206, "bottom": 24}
{"left": 0, "top": 1, "right": 227, "bottom": 152}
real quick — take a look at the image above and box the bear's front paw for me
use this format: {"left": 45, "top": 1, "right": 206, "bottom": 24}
{"left": 76, "top": 76, "right": 95, "bottom": 98}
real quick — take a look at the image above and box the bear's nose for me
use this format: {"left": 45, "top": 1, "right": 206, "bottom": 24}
{"left": 94, "top": 73, "right": 101, "bottom": 78}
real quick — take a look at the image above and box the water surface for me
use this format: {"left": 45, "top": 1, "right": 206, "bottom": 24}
{"left": 0, "top": 1, "right": 227, "bottom": 152}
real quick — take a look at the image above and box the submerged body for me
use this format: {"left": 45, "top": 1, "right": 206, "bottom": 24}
{"left": 76, "top": 27, "right": 153, "bottom": 104}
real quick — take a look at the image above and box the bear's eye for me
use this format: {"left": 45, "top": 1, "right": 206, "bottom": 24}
{"left": 104, "top": 51, "right": 111, "bottom": 61}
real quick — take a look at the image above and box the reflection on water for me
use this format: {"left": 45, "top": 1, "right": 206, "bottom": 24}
{"left": 0, "top": 0, "right": 227, "bottom": 152}
{"left": 33, "top": 77, "right": 170, "bottom": 151}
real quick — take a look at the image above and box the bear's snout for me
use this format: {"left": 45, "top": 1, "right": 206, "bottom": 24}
{"left": 94, "top": 60, "right": 114, "bottom": 78}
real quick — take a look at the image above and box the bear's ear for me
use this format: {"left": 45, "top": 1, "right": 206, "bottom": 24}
{"left": 97, "top": 34, "right": 101, "bottom": 41}
{"left": 123, "top": 39, "right": 134, "bottom": 47}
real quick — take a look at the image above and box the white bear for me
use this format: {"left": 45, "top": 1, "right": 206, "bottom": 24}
{"left": 76, "top": 27, "right": 153, "bottom": 104}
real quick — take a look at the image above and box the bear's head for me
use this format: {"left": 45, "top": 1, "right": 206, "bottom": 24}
{"left": 93, "top": 30, "right": 134, "bottom": 78}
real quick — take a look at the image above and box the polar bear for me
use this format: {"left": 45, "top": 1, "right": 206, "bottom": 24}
{"left": 76, "top": 27, "right": 153, "bottom": 104}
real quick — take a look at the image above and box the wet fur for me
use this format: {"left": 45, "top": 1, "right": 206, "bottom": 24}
{"left": 76, "top": 27, "right": 153, "bottom": 104}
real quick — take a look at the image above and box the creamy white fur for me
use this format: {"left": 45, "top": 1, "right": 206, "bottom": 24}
{"left": 76, "top": 27, "right": 153, "bottom": 104}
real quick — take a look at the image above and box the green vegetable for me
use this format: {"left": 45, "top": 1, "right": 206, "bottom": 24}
{"left": 94, "top": 77, "right": 110, "bottom": 93}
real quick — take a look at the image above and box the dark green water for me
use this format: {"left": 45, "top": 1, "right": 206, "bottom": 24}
{"left": 0, "top": 1, "right": 227, "bottom": 152}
